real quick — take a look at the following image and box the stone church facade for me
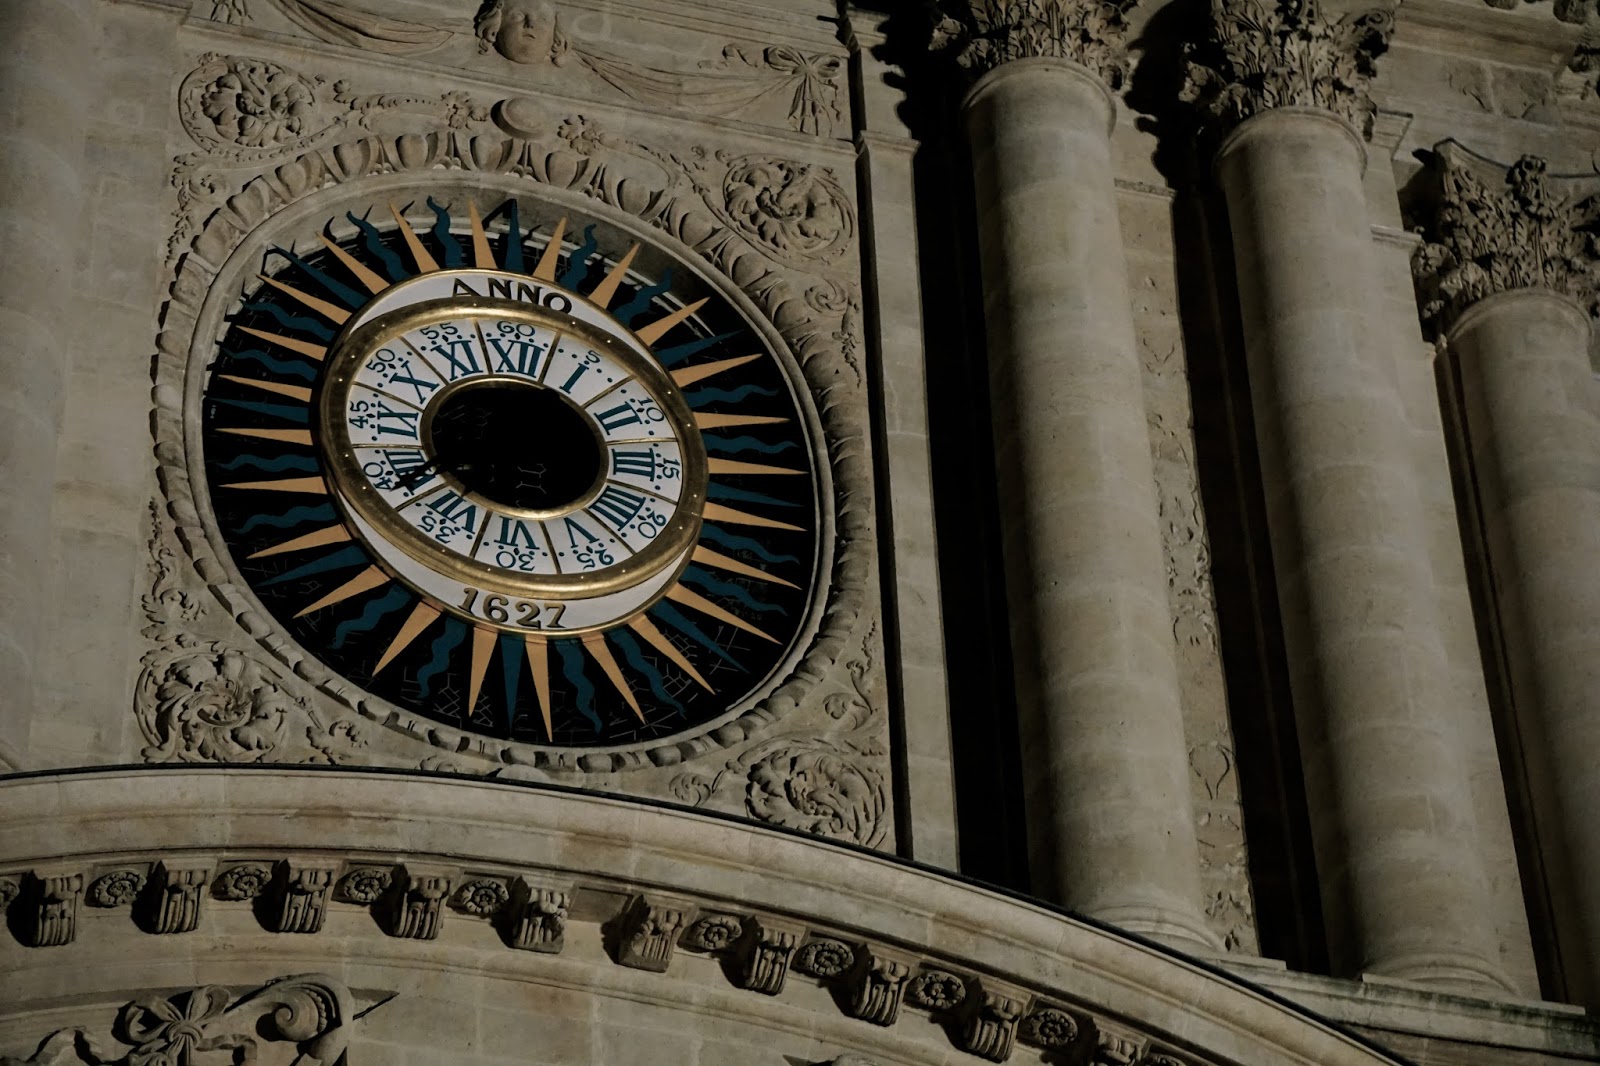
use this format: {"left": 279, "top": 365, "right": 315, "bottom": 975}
{"left": 1, "top": 0, "right": 1597, "bottom": 1063}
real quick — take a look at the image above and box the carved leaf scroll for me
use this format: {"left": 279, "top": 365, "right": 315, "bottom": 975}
{"left": 1182, "top": 0, "right": 1394, "bottom": 137}
{"left": 1411, "top": 142, "right": 1600, "bottom": 329}
{"left": 0, "top": 975, "right": 358, "bottom": 1066}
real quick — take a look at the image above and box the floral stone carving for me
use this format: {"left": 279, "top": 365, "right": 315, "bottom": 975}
{"left": 683, "top": 913, "right": 745, "bottom": 952}
{"left": 213, "top": 863, "right": 272, "bottom": 901}
{"left": 455, "top": 878, "right": 511, "bottom": 917}
{"left": 1182, "top": 0, "right": 1394, "bottom": 137}
{"left": 933, "top": 0, "right": 1138, "bottom": 89}
{"left": 794, "top": 937, "right": 856, "bottom": 978}
{"left": 339, "top": 866, "right": 393, "bottom": 904}
{"left": 906, "top": 968, "right": 968, "bottom": 1011}
{"left": 0, "top": 975, "right": 358, "bottom": 1066}
{"left": 86, "top": 871, "right": 145, "bottom": 909}
{"left": 1411, "top": 142, "right": 1600, "bottom": 329}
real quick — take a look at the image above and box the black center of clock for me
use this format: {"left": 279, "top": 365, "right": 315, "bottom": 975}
{"left": 427, "top": 380, "right": 602, "bottom": 512}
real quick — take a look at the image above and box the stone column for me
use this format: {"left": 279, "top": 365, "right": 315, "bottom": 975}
{"left": 947, "top": 0, "right": 1217, "bottom": 950}
{"left": 1415, "top": 145, "right": 1600, "bottom": 1002}
{"left": 1187, "top": 0, "right": 1511, "bottom": 988}
{"left": 0, "top": 0, "right": 95, "bottom": 769}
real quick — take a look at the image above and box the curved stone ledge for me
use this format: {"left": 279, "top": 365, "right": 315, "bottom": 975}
{"left": 0, "top": 768, "right": 1403, "bottom": 1066}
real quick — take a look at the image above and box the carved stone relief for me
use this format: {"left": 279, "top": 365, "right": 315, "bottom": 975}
{"left": 268, "top": 0, "right": 453, "bottom": 55}
{"left": 1411, "top": 141, "right": 1600, "bottom": 330}
{"left": 1134, "top": 242, "right": 1258, "bottom": 954}
{"left": 0, "top": 848, "right": 1226, "bottom": 1065}
{"left": 668, "top": 624, "right": 888, "bottom": 847}
{"left": 1183, "top": 0, "right": 1395, "bottom": 138}
{"left": 932, "top": 0, "right": 1138, "bottom": 89}
{"left": 138, "top": 504, "right": 368, "bottom": 767}
{"left": 472, "top": 2, "right": 845, "bottom": 137}
{"left": 0, "top": 975, "right": 364, "bottom": 1066}
{"left": 152, "top": 54, "right": 888, "bottom": 843}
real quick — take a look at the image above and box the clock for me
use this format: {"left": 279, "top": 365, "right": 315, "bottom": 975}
{"left": 200, "top": 199, "right": 819, "bottom": 748}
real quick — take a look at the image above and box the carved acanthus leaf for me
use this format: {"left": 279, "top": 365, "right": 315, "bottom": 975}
{"left": 934, "top": 0, "right": 1137, "bottom": 88}
{"left": 1411, "top": 142, "right": 1600, "bottom": 328}
{"left": 0, "top": 975, "right": 361, "bottom": 1066}
{"left": 1182, "top": 0, "right": 1394, "bottom": 137}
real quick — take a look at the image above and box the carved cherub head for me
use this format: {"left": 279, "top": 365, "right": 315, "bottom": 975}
{"left": 475, "top": 0, "right": 570, "bottom": 66}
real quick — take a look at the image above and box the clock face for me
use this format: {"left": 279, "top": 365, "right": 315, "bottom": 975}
{"left": 199, "top": 200, "right": 819, "bottom": 748}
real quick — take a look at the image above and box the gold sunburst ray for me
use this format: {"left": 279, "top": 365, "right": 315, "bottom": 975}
{"left": 691, "top": 545, "right": 799, "bottom": 590}
{"left": 706, "top": 458, "right": 803, "bottom": 477}
{"left": 468, "top": 626, "right": 497, "bottom": 716}
{"left": 532, "top": 217, "right": 569, "bottom": 281}
{"left": 388, "top": 201, "right": 440, "bottom": 274}
{"left": 628, "top": 615, "right": 714, "bottom": 693}
{"left": 693, "top": 412, "right": 787, "bottom": 430}
{"left": 666, "top": 584, "right": 779, "bottom": 644}
{"left": 219, "top": 374, "right": 313, "bottom": 403}
{"left": 218, "top": 427, "right": 314, "bottom": 447}
{"left": 294, "top": 566, "right": 389, "bottom": 618}
{"left": 468, "top": 201, "right": 497, "bottom": 270}
{"left": 582, "top": 632, "right": 646, "bottom": 723}
{"left": 255, "top": 274, "right": 351, "bottom": 325}
{"left": 637, "top": 298, "right": 710, "bottom": 346}
{"left": 700, "top": 502, "right": 803, "bottom": 532}
{"left": 248, "top": 525, "right": 351, "bottom": 560}
{"left": 318, "top": 233, "right": 389, "bottom": 295}
{"left": 670, "top": 354, "right": 760, "bottom": 388}
{"left": 524, "top": 635, "right": 553, "bottom": 739}
{"left": 221, "top": 477, "right": 328, "bottom": 494}
{"left": 587, "top": 243, "right": 641, "bottom": 310}
{"left": 238, "top": 327, "right": 326, "bottom": 361}
{"left": 374, "top": 601, "right": 441, "bottom": 675}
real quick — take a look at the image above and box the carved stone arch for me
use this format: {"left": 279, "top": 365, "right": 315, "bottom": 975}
{"left": 154, "top": 125, "right": 872, "bottom": 773}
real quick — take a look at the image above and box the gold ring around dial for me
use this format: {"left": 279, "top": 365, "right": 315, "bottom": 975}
{"left": 318, "top": 295, "right": 708, "bottom": 602}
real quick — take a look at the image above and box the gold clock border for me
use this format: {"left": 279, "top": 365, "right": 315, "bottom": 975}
{"left": 320, "top": 295, "right": 708, "bottom": 607}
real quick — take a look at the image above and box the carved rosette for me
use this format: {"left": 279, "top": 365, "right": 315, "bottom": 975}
{"left": 1182, "top": 0, "right": 1394, "bottom": 137}
{"left": 1411, "top": 142, "right": 1600, "bottom": 330}
{"left": 935, "top": 0, "right": 1137, "bottom": 88}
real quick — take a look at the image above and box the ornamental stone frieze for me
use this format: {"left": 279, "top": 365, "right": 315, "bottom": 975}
{"left": 1182, "top": 0, "right": 1395, "bottom": 137}
{"left": 0, "top": 769, "right": 1410, "bottom": 1066}
{"left": 932, "top": 0, "right": 1138, "bottom": 88}
{"left": 0, "top": 975, "right": 366, "bottom": 1066}
{"left": 1411, "top": 141, "right": 1600, "bottom": 329}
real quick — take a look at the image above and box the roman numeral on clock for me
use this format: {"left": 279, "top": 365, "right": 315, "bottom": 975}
{"left": 589, "top": 485, "right": 647, "bottom": 529}
{"left": 593, "top": 402, "right": 643, "bottom": 433}
{"left": 376, "top": 401, "right": 420, "bottom": 439}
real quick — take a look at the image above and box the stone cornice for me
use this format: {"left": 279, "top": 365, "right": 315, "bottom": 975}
{"left": 932, "top": 0, "right": 1138, "bottom": 90}
{"left": 1411, "top": 140, "right": 1600, "bottom": 331}
{"left": 0, "top": 767, "right": 1409, "bottom": 1066}
{"left": 1182, "top": 0, "right": 1395, "bottom": 139}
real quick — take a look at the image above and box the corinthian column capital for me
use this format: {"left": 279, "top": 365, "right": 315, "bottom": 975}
{"left": 1412, "top": 141, "right": 1600, "bottom": 330}
{"left": 933, "top": 0, "right": 1137, "bottom": 88}
{"left": 1182, "top": 0, "right": 1394, "bottom": 137}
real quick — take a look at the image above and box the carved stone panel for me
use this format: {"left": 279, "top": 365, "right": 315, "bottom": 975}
{"left": 149, "top": 51, "right": 891, "bottom": 849}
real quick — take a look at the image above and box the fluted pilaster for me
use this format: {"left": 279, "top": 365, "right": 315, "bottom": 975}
{"left": 1415, "top": 144, "right": 1600, "bottom": 1004}
{"left": 1190, "top": 0, "right": 1515, "bottom": 990}
{"left": 945, "top": 0, "right": 1218, "bottom": 950}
